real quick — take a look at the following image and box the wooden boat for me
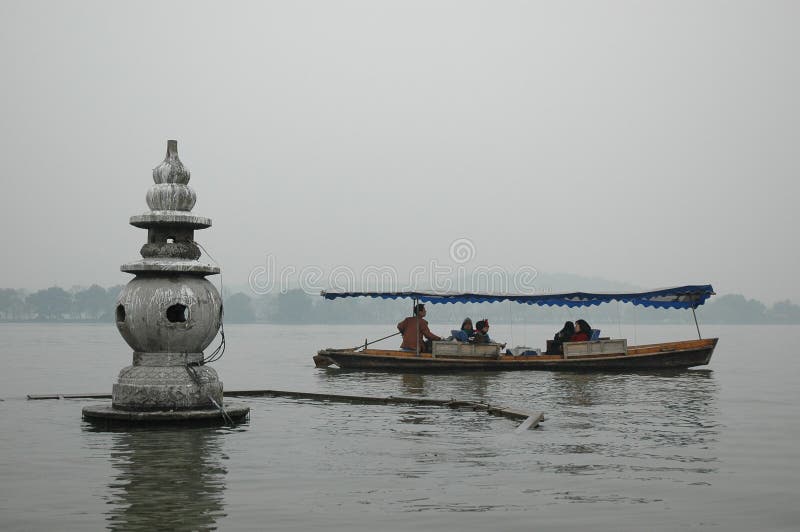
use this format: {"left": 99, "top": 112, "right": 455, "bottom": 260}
{"left": 314, "top": 285, "right": 718, "bottom": 373}
{"left": 315, "top": 338, "right": 717, "bottom": 372}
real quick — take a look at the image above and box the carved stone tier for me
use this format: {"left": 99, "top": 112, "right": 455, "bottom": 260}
{"left": 121, "top": 259, "right": 220, "bottom": 275}
{"left": 133, "top": 352, "right": 204, "bottom": 366}
{"left": 147, "top": 183, "right": 196, "bottom": 211}
{"left": 130, "top": 212, "right": 212, "bottom": 229}
{"left": 140, "top": 241, "right": 201, "bottom": 260}
{"left": 112, "top": 365, "right": 222, "bottom": 411}
{"left": 115, "top": 275, "right": 222, "bottom": 352}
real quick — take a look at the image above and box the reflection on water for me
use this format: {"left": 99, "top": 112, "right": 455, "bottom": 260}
{"left": 532, "top": 369, "right": 721, "bottom": 493}
{"left": 399, "top": 371, "right": 493, "bottom": 401}
{"left": 549, "top": 372, "right": 600, "bottom": 406}
{"left": 548, "top": 368, "right": 714, "bottom": 407}
{"left": 316, "top": 366, "right": 722, "bottom": 484}
{"left": 316, "top": 367, "right": 497, "bottom": 404}
{"left": 400, "top": 373, "right": 425, "bottom": 395}
{"left": 97, "top": 427, "right": 230, "bottom": 531}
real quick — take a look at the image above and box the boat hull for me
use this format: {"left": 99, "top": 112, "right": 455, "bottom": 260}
{"left": 316, "top": 338, "right": 717, "bottom": 372}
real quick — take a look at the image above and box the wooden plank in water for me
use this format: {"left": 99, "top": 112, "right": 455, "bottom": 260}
{"left": 515, "top": 413, "right": 545, "bottom": 432}
{"left": 28, "top": 393, "right": 110, "bottom": 400}
{"left": 230, "top": 391, "right": 544, "bottom": 429}
{"left": 225, "top": 389, "right": 457, "bottom": 406}
{"left": 26, "top": 388, "right": 544, "bottom": 429}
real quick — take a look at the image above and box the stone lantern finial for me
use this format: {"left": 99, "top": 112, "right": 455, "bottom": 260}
{"left": 147, "top": 139, "right": 195, "bottom": 212}
{"left": 153, "top": 139, "right": 190, "bottom": 184}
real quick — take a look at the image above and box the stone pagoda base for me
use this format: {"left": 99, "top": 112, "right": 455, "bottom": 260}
{"left": 112, "top": 362, "right": 223, "bottom": 411}
{"left": 82, "top": 402, "right": 250, "bottom": 427}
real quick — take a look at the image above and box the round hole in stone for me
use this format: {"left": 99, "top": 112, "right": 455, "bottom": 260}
{"left": 166, "top": 303, "right": 188, "bottom": 323}
{"left": 115, "top": 304, "right": 126, "bottom": 323}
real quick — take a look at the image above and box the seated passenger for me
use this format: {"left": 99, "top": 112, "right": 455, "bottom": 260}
{"left": 452, "top": 317, "right": 476, "bottom": 342}
{"left": 472, "top": 320, "right": 506, "bottom": 348}
{"left": 570, "top": 319, "right": 592, "bottom": 342}
{"left": 546, "top": 321, "right": 574, "bottom": 354}
{"left": 554, "top": 321, "right": 575, "bottom": 343}
{"left": 397, "top": 303, "right": 442, "bottom": 353}
{"left": 472, "top": 320, "right": 491, "bottom": 344}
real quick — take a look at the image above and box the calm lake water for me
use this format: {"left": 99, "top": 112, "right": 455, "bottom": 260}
{"left": 1, "top": 322, "right": 798, "bottom": 531}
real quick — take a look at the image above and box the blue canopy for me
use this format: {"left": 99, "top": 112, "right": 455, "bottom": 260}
{"left": 321, "top": 285, "right": 715, "bottom": 309}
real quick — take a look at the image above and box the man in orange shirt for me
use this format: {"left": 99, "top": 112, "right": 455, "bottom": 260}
{"left": 397, "top": 304, "right": 441, "bottom": 353}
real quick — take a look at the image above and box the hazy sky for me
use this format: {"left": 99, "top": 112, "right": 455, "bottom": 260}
{"left": 1, "top": 1, "right": 797, "bottom": 303}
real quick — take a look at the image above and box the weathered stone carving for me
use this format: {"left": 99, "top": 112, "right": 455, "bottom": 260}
{"left": 111, "top": 140, "right": 226, "bottom": 412}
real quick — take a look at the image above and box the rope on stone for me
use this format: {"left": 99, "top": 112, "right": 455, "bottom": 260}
{"left": 208, "top": 395, "right": 234, "bottom": 425}
{"left": 185, "top": 365, "right": 234, "bottom": 424}
{"left": 185, "top": 364, "right": 202, "bottom": 386}
{"left": 191, "top": 240, "right": 226, "bottom": 365}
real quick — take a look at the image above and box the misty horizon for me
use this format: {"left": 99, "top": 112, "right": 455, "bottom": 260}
{"left": 1, "top": 2, "right": 797, "bottom": 304}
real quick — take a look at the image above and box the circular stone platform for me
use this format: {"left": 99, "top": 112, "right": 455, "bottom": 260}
{"left": 82, "top": 402, "right": 250, "bottom": 427}
{"left": 120, "top": 258, "right": 220, "bottom": 275}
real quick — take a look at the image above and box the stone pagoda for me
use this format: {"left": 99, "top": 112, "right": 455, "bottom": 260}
{"left": 83, "top": 140, "right": 248, "bottom": 424}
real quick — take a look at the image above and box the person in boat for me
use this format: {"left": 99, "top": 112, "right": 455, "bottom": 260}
{"left": 555, "top": 321, "right": 575, "bottom": 343}
{"left": 452, "top": 317, "right": 476, "bottom": 342}
{"left": 547, "top": 321, "right": 574, "bottom": 354}
{"left": 472, "top": 320, "right": 491, "bottom": 344}
{"left": 472, "top": 319, "right": 506, "bottom": 347}
{"left": 397, "top": 303, "right": 442, "bottom": 353}
{"left": 570, "top": 319, "right": 592, "bottom": 342}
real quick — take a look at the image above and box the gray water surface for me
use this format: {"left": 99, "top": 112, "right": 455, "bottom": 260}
{"left": 0, "top": 323, "right": 797, "bottom": 531}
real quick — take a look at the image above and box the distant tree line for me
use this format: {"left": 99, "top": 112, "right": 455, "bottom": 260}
{"left": 3, "top": 286, "right": 798, "bottom": 325}
{"left": 242, "top": 290, "right": 800, "bottom": 325}
{"left": 0, "top": 285, "right": 125, "bottom": 321}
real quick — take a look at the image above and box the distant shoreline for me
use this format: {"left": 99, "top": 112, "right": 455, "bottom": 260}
{"left": 3, "top": 285, "right": 799, "bottom": 325}
{"left": 1, "top": 319, "right": 797, "bottom": 326}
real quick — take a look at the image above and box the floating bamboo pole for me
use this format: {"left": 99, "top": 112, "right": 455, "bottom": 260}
{"left": 27, "top": 389, "right": 545, "bottom": 429}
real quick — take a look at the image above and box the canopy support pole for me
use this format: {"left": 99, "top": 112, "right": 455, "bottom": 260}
{"left": 414, "top": 298, "right": 420, "bottom": 357}
{"left": 508, "top": 300, "right": 513, "bottom": 348}
{"left": 692, "top": 306, "right": 702, "bottom": 339}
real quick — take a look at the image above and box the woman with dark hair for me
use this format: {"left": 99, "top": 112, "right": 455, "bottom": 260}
{"left": 547, "top": 321, "right": 574, "bottom": 354}
{"left": 555, "top": 321, "right": 575, "bottom": 343}
{"left": 571, "top": 319, "right": 592, "bottom": 342}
